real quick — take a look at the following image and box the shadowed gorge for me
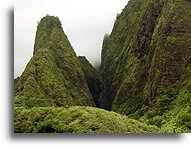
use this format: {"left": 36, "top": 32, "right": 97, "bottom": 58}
{"left": 79, "top": 56, "right": 103, "bottom": 107}
{"left": 14, "top": 0, "right": 191, "bottom": 133}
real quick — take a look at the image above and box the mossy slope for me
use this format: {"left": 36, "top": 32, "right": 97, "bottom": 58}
{"left": 100, "top": 0, "right": 164, "bottom": 110}
{"left": 139, "top": 68, "right": 191, "bottom": 133}
{"left": 14, "top": 16, "right": 94, "bottom": 107}
{"left": 100, "top": 0, "right": 191, "bottom": 117}
{"left": 14, "top": 106, "right": 159, "bottom": 134}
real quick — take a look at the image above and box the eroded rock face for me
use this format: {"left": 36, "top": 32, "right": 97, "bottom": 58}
{"left": 14, "top": 16, "right": 94, "bottom": 107}
{"left": 78, "top": 56, "right": 102, "bottom": 107}
{"left": 100, "top": 0, "right": 191, "bottom": 115}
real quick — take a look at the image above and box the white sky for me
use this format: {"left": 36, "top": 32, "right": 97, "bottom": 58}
{"left": 14, "top": 0, "right": 129, "bottom": 78}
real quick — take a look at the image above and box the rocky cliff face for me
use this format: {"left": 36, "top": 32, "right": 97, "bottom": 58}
{"left": 14, "top": 16, "right": 94, "bottom": 107}
{"left": 100, "top": 0, "right": 191, "bottom": 116}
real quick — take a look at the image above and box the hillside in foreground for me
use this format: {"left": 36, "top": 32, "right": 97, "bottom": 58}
{"left": 14, "top": 106, "right": 159, "bottom": 134}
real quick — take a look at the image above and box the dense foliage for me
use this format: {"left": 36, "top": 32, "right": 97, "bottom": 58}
{"left": 99, "top": 0, "right": 191, "bottom": 133}
{"left": 14, "top": 0, "right": 191, "bottom": 134}
{"left": 14, "top": 106, "right": 159, "bottom": 134}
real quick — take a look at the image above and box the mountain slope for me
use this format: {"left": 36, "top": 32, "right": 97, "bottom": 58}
{"left": 100, "top": 0, "right": 191, "bottom": 117}
{"left": 14, "top": 16, "right": 94, "bottom": 107}
{"left": 14, "top": 0, "right": 191, "bottom": 134}
{"left": 100, "top": 0, "right": 164, "bottom": 110}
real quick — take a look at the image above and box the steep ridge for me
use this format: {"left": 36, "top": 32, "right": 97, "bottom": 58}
{"left": 100, "top": 0, "right": 191, "bottom": 116}
{"left": 144, "top": 0, "right": 191, "bottom": 106}
{"left": 99, "top": 0, "right": 191, "bottom": 132}
{"left": 100, "top": 0, "right": 164, "bottom": 111}
{"left": 14, "top": 16, "right": 94, "bottom": 107}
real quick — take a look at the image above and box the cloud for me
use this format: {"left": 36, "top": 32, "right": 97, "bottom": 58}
{"left": 14, "top": 0, "right": 129, "bottom": 78}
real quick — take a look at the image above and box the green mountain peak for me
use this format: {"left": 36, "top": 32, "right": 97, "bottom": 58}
{"left": 14, "top": 15, "right": 94, "bottom": 108}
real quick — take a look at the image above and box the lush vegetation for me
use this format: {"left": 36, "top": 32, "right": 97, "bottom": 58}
{"left": 14, "top": 15, "right": 94, "bottom": 108}
{"left": 14, "top": 106, "right": 159, "bottom": 133}
{"left": 14, "top": 0, "right": 191, "bottom": 133}
{"left": 99, "top": 0, "right": 191, "bottom": 133}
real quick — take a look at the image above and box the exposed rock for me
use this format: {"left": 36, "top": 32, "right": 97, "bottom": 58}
{"left": 14, "top": 15, "right": 94, "bottom": 107}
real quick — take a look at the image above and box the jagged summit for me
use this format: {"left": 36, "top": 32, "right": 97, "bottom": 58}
{"left": 33, "top": 15, "right": 72, "bottom": 55}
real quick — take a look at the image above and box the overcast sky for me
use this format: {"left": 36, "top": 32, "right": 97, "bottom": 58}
{"left": 14, "top": 0, "right": 129, "bottom": 78}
